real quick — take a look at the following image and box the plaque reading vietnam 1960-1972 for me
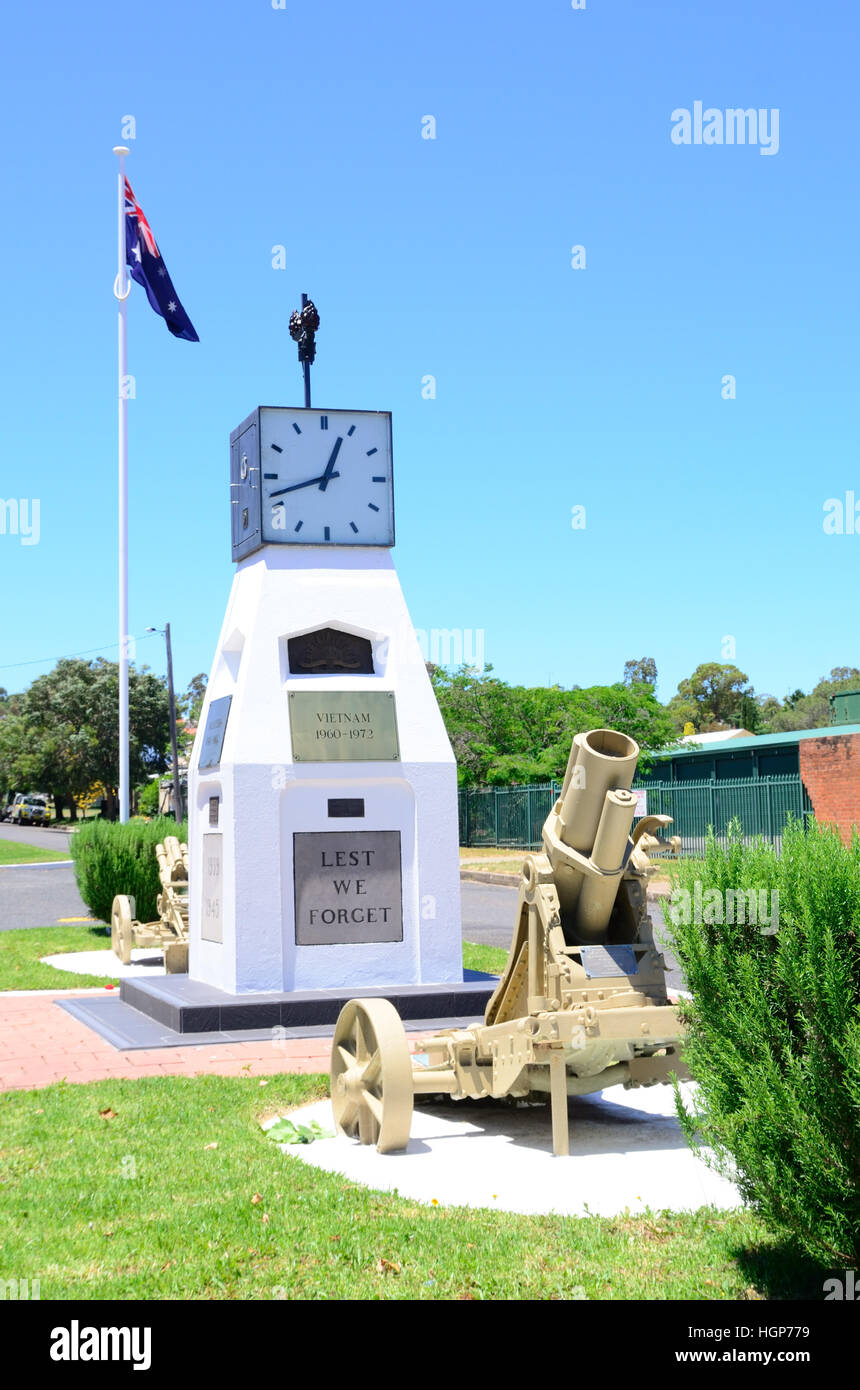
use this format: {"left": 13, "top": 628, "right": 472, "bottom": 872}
{"left": 288, "top": 690, "right": 399, "bottom": 762}
{"left": 293, "top": 830, "right": 403, "bottom": 946}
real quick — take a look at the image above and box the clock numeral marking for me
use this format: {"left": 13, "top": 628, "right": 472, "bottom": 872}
{"left": 320, "top": 415, "right": 329, "bottom": 430}
{"left": 366, "top": 447, "right": 378, "bottom": 456}
{"left": 347, "top": 425, "right": 356, "bottom": 436}
{"left": 263, "top": 473, "right": 278, "bottom": 479}
{"left": 368, "top": 503, "right": 380, "bottom": 513}
{"left": 292, "top": 423, "right": 302, "bottom": 435}
{"left": 294, "top": 520, "right": 303, "bottom": 533}
{"left": 371, "top": 476, "right": 386, "bottom": 483}
{"left": 350, "top": 522, "right": 359, "bottom": 534}
{"left": 324, "top": 525, "right": 331, "bottom": 541}
{"left": 270, "top": 443, "right": 283, "bottom": 453}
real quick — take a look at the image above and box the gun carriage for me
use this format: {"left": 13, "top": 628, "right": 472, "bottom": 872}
{"left": 110, "top": 836, "right": 190, "bottom": 975}
{"left": 330, "top": 729, "right": 687, "bottom": 1156}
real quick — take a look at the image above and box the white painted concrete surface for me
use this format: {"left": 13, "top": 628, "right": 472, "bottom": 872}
{"left": 40, "top": 948, "right": 166, "bottom": 979}
{"left": 269, "top": 1082, "right": 743, "bottom": 1217}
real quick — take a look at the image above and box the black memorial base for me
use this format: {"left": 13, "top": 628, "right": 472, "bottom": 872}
{"left": 120, "top": 973, "right": 496, "bottom": 1034}
{"left": 57, "top": 972, "right": 497, "bottom": 1052}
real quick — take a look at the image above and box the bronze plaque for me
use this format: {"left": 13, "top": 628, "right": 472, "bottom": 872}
{"left": 289, "top": 691, "right": 399, "bottom": 762}
{"left": 293, "top": 831, "right": 403, "bottom": 945}
{"left": 288, "top": 627, "right": 374, "bottom": 675}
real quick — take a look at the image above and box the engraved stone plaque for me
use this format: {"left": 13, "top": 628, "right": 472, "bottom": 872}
{"left": 201, "top": 834, "right": 223, "bottom": 943}
{"left": 293, "top": 830, "right": 402, "bottom": 945}
{"left": 199, "top": 695, "right": 233, "bottom": 771}
{"left": 289, "top": 691, "right": 399, "bottom": 762}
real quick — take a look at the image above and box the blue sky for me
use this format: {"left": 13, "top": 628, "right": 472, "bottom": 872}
{"left": 1, "top": 0, "right": 857, "bottom": 707}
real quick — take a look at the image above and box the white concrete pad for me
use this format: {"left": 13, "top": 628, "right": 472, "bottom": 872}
{"left": 40, "top": 949, "right": 166, "bottom": 979}
{"left": 267, "top": 1082, "right": 742, "bottom": 1217}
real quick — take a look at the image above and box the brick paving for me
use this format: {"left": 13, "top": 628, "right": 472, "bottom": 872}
{"left": 0, "top": 991, "right": 335, "bottom": 1092}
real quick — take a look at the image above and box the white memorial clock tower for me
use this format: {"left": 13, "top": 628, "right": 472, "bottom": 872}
{"left": 187, "top": 390, "right": 464, "bottom": 996}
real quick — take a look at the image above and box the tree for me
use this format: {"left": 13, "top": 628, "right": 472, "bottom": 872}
{"left": 0, "top": 659, "right": 171, "bottom": 819}
{"left": 667, "top": 663, "right": 756, "bottom": 734}
{"left": 762, "top": 668, "right": 860, "bottom": 733}
{"left": 183, "top": 673, "right": 208, "bottom": 726}
{"left": 431, "top": 665, "right": 676, "bottom": 786}
{"left": 623, "top": 657, "right": 657, "bottom": 688}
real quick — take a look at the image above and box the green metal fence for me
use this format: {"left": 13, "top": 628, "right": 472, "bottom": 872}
{"left": 458, "top": 773, "right": 812, "bottom": 853}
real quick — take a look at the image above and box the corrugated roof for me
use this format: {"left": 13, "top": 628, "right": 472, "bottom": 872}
{"left": 657, "top": 724, "right": 860, "bottom": 758}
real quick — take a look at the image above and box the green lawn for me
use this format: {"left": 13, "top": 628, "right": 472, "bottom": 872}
{"left": 0, "top": 924, "right": 115, "bottom": 991}
{"left": 0, "top": 1073, "right": 825, "bottom": 1300}
{"left": 0, "top": 929, "right": 501, "bottom": 994}
{"left": 0, "top": 841, "right": 72, "bottom": 866}
{"left": 462, "top": 940, "right": 507, "bottom": 975}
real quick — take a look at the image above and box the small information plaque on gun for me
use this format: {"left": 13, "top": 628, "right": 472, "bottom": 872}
{"left": 580, "top": 945, "right": 639, "bottom": 978}
{"left": 289, "top": 691, "right": 400, "bottom": 762}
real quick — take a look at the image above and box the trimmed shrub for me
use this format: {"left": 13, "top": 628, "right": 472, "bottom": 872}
{"left": 71, "top": 816, "right": 188, "bottom": 925}
{"left": 668, "top": 818, "right": 860, "bottom": 1266}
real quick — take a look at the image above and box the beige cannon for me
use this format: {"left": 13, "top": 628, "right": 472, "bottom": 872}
{"left": 110, "top": 836, "right": 189, "bottom": 974}
{"left": 330, "top": 728, "right": 687, "bottom": 1156}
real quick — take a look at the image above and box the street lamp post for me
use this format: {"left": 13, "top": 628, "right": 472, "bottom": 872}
{"left": 147, "top": 624, "right": 183, "bottom": 823}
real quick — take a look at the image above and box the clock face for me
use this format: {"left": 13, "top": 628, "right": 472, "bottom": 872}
{"left": 258, "top": 407, "right": 394, "bottom": 546}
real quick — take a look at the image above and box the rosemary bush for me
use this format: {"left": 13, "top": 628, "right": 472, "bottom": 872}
{"left": 668, "top": 818, "right": 860, "bottom": 1265}
{"left": 71, "top": 816, "right": 188, "bottom": 925}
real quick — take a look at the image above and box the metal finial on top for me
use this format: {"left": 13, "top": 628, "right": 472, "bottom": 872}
{"left": 289, "top": 293, "right": 320, "bottom": 407}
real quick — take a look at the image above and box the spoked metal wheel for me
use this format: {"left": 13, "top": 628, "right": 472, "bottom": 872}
{"left": 330, "top": 998, "right": 414, "bottom": 1153}
{"left": 110, "top": 894, "right": 134, "bottom": 966}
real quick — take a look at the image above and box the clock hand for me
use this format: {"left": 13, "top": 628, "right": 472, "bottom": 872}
{"left": 318, "top": 436, "right": 344, "bottom": 491}
{"left": 269, "top": 471, "right": 340, "bottom": 498}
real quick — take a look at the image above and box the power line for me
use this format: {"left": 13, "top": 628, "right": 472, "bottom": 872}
{"left": 0, "top": 632, "right": 159, "bottom": 675}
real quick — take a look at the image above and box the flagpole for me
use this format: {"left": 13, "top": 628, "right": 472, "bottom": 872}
{"left": 113, "top": 145, "right": 131, "bottom": 823}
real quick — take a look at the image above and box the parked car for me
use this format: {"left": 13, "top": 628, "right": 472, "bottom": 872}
{"left": 14, "top": 795, "right": 53, "bottom": 826}
{"left": 1, "top": 794, "right": 26, "bottom": 823}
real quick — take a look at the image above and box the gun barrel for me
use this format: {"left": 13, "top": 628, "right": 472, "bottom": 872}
{"left": 558, "top": 729, "right": 639, "bottom": 852}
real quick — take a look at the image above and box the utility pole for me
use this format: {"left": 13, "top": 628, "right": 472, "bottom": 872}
{"left": 148, "top": 624, "right": 183, "bottom": 821}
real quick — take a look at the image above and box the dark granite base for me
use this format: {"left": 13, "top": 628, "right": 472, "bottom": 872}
{"left": 58, "top": 996, "right": 487, "bottom": 1052}
{"left": 118, "top": 972, "right": 496, "bottom": 1036}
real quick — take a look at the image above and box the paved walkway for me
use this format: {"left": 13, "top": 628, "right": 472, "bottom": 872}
{"left": 0, "top": 990, "right": 334, "bottom": 1093}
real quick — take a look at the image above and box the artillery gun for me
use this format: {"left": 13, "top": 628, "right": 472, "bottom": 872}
{"left": 110, "top": 836, "right": 190, "bottom": 974}
{"left": 330, "top": 729, "right": 687, "bottom": 1156}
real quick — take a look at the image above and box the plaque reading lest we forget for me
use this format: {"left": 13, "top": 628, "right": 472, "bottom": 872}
{"left": 294, "top": 830, "right": 403, "bottom": 945}
{"left": 198, "top": 695, "right": 233, "bottom": 771}
{"left": 289, "top": 691, "right": 399, "bottom": 762}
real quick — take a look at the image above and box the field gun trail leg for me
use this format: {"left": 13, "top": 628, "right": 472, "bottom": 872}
{"left": 548, "top": 1051, "right": 569, "bottom": 1157}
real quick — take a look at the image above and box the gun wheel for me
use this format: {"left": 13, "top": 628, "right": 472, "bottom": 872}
{"left": 330, "top": 998, "right": 414, "bottom": 1153}
{"left": 110, "top": 894, "right": 134, "bottom": 966}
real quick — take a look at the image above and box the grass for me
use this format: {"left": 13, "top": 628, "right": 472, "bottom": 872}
{"left": 462, "top": 940, "right": 507, "bottom": 975}
{"left": 0, "top": 1073, "right": 827, "bottom": 1300}
{"left": 0, "top": 924, "right": 116, "bottom": 991}
{"left": 0, "top": 842, "right": 72, "bottom": 866}
{"left": 0, "top": 928, "right": 504, "bottom": 993}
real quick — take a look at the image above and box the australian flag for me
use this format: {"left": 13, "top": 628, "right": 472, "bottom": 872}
{"left": 124, "top": 177, "right": 199, "bottom": 341}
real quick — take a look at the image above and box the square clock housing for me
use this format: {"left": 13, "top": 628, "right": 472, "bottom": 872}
{"left": 230, "top": 406, "right": 394, "bottom": 561}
